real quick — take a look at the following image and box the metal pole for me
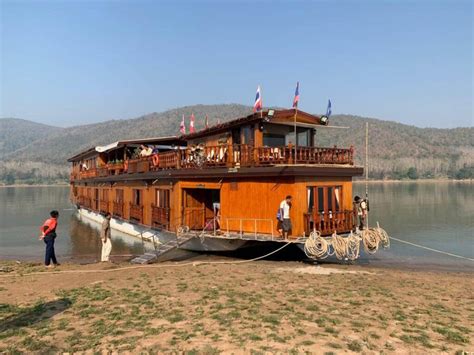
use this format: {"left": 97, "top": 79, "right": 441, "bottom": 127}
{"left": 365, "top": 122, "right": 369, "bottom": 228}
{"left": 294, "top": 107, "right": 297, "bottom": 164}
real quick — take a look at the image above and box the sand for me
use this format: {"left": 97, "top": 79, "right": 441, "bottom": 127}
{"left": 0, "top": 260, "right": 472, "bottom": 354}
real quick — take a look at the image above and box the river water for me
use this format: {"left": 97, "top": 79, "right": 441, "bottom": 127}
{"left": 0, "top": 182, "right": 472, "bottom": 271}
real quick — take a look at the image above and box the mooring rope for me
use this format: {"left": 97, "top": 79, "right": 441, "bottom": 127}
{"left": 389, "top": 236, "right": 474, "bottom": 262}
{"left": 0, "top": 242, "right": 292, "bottom": 278}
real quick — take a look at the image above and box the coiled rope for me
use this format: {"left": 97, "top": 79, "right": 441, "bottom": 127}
{"left": 304, "top": 223, "right": 390, "bottom": 261}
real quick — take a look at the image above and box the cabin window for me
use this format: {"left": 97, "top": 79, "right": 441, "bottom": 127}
{"left": 263, "top": 124, "right": 312, "bottom": 147}
{"left": 307, "top": 186, "right": 342, "bottom": 213}
{"left": 155, "top": 189, "right": 170, "bottom": 208}
{"left": 101, "top": 189, "right": 109, "bottom": 201}
{"left": 297, "top": 129, "right": 310, "bottom": 147}
{"left": 263, "top": 133, "right": 286, "bottom": 147}
{"left": 116, "top": 189, "right": 124, "bottom": 202}
{"left": 133, "top": 189, "right": 142, "bottom": 205}
{"left": 241, "top": 125, "right": 254, "bottom": 145}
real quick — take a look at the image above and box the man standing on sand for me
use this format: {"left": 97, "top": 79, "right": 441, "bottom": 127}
{"left": 278, "top": 195, "right": 292, "bottom": 238}
{"left": 39, "top": 210, "right": 60, "bottom": 268}
{"left": 100, "top": 212, "right": 112, "bottom": 262}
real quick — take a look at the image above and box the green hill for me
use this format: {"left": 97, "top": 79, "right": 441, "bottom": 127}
{"left": 0, "top": 104, "right": 472, "bottom": 184}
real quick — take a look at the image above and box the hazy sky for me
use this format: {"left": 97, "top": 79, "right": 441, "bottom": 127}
{"left": 1, "top": 0, "right": 472, "bottom": 128}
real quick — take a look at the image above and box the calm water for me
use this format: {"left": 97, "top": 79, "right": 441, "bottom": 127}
{"left": 0, "top": 183, "right": 472, "bottom": 271}
{"left": 0, "top": 186, "right": 143, "bottom": 262}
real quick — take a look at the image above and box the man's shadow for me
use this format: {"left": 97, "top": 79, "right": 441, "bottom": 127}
{"left": 0, "top": 298, "right": 72, "bottom": 332}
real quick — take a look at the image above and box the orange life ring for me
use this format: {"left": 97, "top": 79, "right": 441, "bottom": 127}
{"left": 124, "top": 160, "right": 129, "bottom": 172}
{"left": 152, "top": 154, "right": 160, "bottom": 167}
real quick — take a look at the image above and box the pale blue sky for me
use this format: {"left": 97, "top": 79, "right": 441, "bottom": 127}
{"left": 1, "top": 0, "right": 472, "bottom": 128}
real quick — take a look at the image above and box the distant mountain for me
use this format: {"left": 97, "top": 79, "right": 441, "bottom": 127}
{"left": 0, "top": 118, "right": 64, "bottom": 158}
{"left": 0, "top": 104, "right": 472, "bottom": 184}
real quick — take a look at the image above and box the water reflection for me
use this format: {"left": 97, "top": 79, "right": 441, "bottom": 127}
{"left": 0, "top": 183, "right": 473, "bottom": 271}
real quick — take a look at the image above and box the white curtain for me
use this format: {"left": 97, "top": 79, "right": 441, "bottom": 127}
{"left": 334, "top": 187, "right": 340, "bottom": 207}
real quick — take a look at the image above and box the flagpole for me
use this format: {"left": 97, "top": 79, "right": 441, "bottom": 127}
{"left": 294, "top": 106, "right": 297, "bottom": 164}
{"left": 365, "top": 121, "right": 369, "bottom": 228}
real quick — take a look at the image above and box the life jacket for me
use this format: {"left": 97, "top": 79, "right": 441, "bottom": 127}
{"left": 41, "top": 218, "right": 57, "bottom": 236}
{"left": 152, "top": 154, "right": 160, "bottom": 167}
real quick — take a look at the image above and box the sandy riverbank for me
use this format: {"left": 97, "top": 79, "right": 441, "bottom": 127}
{"left": 0, "top": 260, "right": 472, "bottom": 353}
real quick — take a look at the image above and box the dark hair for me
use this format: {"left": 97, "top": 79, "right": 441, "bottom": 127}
{"left": 50, "top": 210, "right": 59, "bottom": 218}
{"left": 286, "top": 195, "right": 292, "bottom": 199}
{"left": 354, "top": 196, "right": 361, "bottom": 202}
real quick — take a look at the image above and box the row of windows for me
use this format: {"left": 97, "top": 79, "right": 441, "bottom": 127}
{"left": 75, "top": 187, "right": 170, "bottom": 208}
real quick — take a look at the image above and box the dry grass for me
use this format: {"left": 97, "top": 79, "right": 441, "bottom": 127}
{"left": 0, "top": 260, "right": 472, "bottom": 353}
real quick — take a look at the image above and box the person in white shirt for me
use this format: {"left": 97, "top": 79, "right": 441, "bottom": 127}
{"left": 354, "top": 196, "right": 368, "bottom": 230}
{"left": 100, "top": 213, "right": 112, "bottom": 262}
{"left": 278, "top": 195, "right": 292, "bottom": 238}
{"left": 139, "top": 145, "right": 153, "bottom": 157}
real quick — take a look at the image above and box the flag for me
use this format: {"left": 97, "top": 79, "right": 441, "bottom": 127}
{"left": 205, "top": 114, "right": 209, "bottom": 129}
{"left": 253, "top": 85, "right": 262, "bottom": 112}
{"left": 326, "top": 99, "right": 332, "bottom": 117}
{"left": 292, "top": 81, "right": 300, "bottom": 108}
{"left": 217, "top": 118, "right": 221, "bottom": 125}
{"left": 179, "top": 114, "right": 186, "bottom": 134}
{"left": 190, "top": 113, "right": 195, "bottom": 133}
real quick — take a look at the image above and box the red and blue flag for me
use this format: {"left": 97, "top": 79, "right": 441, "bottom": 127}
{"left": 253, "top": 85, "right": 262, "bottom": 112}
{"left": 293, "top": 81, "right": 300, "bottom": 108}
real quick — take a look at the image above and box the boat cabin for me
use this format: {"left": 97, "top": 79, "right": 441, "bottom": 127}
{"left": 68, "top": 109, "right": 363, "bottom": 240}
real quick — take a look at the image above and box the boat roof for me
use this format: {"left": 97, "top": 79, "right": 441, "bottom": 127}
{"left": 181, "top": 108, "right": 324, "bottom": 140}
{"left": 68, "top": 109, "right": 325, "bottom": 162}
{"left": 67, "top": 136, "right": 185, "bottom": 162}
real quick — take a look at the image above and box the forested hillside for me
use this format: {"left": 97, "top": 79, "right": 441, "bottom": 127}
{"left": 0, "top": 104, "right": 472, "bottom": 184}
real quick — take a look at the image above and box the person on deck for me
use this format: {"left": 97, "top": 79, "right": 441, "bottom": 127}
{"left": 100, "top": 213, "right": 112, "bottom": 262}
{"left": 278, "top": 195, "right": 292, "bottom": 238}
{"left": 354, "top": 196, "right": 368, "bottom": 230}
{"left": 139, "top": 144, "right": 153, "bottom": 157}
{"left": 39, "top": 210, "right": 60, "bottom": 268}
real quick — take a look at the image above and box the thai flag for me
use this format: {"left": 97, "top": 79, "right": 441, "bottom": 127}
{"left": 190, "top": 113, "right": 196, "bottom": 133}
{"left": 253, "top": 85, "right": 262, "bottom": 112}
{"left": 179, "top": 114, "right": 186, "bottom": 134}
{"left": 293, "top": 81, "right": 300, "bottom": 108}
{"left": 326, "top": 99, "right": 332, "bottom": 117}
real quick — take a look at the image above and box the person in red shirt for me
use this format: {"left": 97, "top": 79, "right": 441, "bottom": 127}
{"left": 40, "top": 210, "right": 60, "bottom": 268}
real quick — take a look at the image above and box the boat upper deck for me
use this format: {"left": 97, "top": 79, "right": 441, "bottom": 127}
{"left": 68, "top": 109, "right": 360, "bottom": 182}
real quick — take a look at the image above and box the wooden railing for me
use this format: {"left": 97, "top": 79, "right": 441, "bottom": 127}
{"left": 129, "top": 203, "right": 144, "bottom": 223}
{"left": 77, "top": 196, "right": 92, "bottom": 209}
{"left": 99, "top": 200, "right": 109, "bottom": 214}
{"left": 151, "top": 204, "right": 170, "bottom": 229}
{"left": 113, "top": 201, "right": 124, "bottom": 217}
{"left": 73, "top": 145, "right": 354, "bottom": 180}
{"left": 97, "top": 167, "right": 108, "bottom": 177}
{"left": 303, "top": 210, "right": 354, "bottom": 236}
{"left": 157, "top": 151, "right": 180, "bottom": 169}
{"left": 79, "top": 169, "right": 98, "bottom": 179}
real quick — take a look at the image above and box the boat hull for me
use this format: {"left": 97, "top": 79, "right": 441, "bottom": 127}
{"left": 76, "top": 207, "right": 248, "bottom": 252}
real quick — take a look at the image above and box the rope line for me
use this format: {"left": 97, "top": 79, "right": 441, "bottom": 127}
{"left": 390, "top": 236, "right": 474, "bottom": 262}
{"left": 0, "top": 242, "right": 292, "bottom": 279}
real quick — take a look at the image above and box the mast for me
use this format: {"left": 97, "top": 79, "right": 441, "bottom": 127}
{"left": 365, "top": 121, "right": 369, "bottom": 228}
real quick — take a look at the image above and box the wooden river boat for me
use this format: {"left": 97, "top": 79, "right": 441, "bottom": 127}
{"left": 68, "top": 109, "right": 363, "bottom": 258}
